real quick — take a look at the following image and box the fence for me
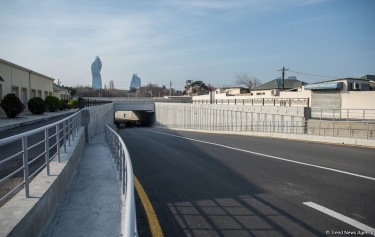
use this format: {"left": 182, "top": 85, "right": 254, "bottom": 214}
{"left": 308, "top": 120, "right": 375, "bottom": 139}
{"left": 159, "top": 121, "right": 307, "bottom": 134}
{"left": 0, "top": 111, "right": 82, "bottom": 205}
{"left": 193, "top": 98, "right": 309, "bottom": 107}
{"left": 105, "top": 125, "right": 138, "bottom": 237}
{"left": 311, "top": 108, "right": 375, "bottom": 121}
{"left": 156, "top": 120, "right": 375, "bottom": 140}
{"left": 78, "top": 97, "right": 112, "bottom": 108}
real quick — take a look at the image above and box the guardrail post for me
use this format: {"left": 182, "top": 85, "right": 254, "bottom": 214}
{"left": 72, "top": 117, "right": 75, "bottom": 141}
{"left": 366, "top": 122, "right": 369, "bottom": 139}
{"left": 363, "top": 110, "right": 365, "bottom": 122}
{"left": 274, "top": 99, "right": 275, "bottom": 106}
{"left": 22, "top": 137, "right": 30, "bottom": 197}
{"left": 347, "top": 110, "right": 349, "bottom": 121}
{"left": 63, "top": 120, "right": 66, "bottom": 152}
{"left": 235, "top": 99, "right": 236, "bottom": 105}
{"left": 56, "top": 124, "right": 60, "bottom": 162}
{"left": 45, "top": 129, "right": 50, "bottom": 175}
{"left": 262, "top": 98, "right": 264, "bottom": 105}
{"left": 349, "top": 122, "right": 351, "bottom": 138}
{"left": 68, "top": 118, "right": 71, "bottom": 146}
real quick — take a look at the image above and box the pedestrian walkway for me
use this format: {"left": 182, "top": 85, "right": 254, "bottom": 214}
{"left": 0, "top": 109, "right": 77, "bottom": 131}
{"left": 40, "top": 133, "right": 123, "bottom": 237}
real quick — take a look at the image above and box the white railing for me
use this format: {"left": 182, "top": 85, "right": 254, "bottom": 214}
{"left": 0, "top": 111, "right": 82, "bottom": 204}
{"left": 193, "top": 98, "right": 309, "bottom": 106}
{"left": 105, "top": 125, "right": 138, "bottom": 237}
{"left": 311, "top": 108, "right": 375, "bottom": 121}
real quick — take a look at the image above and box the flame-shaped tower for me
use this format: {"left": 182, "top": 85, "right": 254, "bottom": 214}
{"left": 91, "top": 56, "right": 102, "bottom": 89}
{"left": 130, "top": 74, "right": 141, "bottom": 90}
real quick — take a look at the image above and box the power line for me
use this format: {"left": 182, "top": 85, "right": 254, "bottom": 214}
{"left": 288, "top": 70, "right": 339, "bottom": 79}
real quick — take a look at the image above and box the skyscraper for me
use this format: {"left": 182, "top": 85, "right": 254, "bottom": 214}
{"left": 91, "top": 56, "right": 102, "bottom": 89}
{"left": 130, "top": 74, "right": 141, "bottom": 90}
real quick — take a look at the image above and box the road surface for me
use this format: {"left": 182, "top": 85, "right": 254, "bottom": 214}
{"left": 119, "top": 127, "right": 375, "bottom": 237}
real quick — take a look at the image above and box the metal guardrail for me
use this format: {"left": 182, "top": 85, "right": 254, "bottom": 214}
{"left": 158, "top": 120, "right": 375, "bottom": 140}
{"left": 311, "top": 108, "right": 375, "bottom": 121}
{"left": 0, "top": 111, "right": 82, "bottom": 204}
{"left": 193, "top": 98, "right": 309, "bottom": 106}
{"left": 105, "top": 125, "right": 138, "bottom": 237}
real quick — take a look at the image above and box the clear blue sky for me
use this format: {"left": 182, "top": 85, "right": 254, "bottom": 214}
{"left": 0, "top": 0, "right": 374, "bottom": 90}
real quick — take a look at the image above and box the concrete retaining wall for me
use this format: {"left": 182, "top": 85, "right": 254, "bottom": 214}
{"left": 153, "top": 103, "right": 309, "bottom": 129}
{"left": 81, "top": 104, "right": 114, "bottom": 142}
{"left": 0, "top": 128, "right": 85, "bottom": 237}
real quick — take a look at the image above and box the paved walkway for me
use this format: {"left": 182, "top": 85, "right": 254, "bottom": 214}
{"left": 40, "top": 133, "right": 123, "bottom": 237}
{"left": 0, "top": 109, "right": 78, "bottom": 131}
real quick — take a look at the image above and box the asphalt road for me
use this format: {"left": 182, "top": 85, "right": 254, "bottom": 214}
{"left": 119, "top": 127, "right": 375, "bottom": 237}
{"left": 0, "top": 113, "right": 74, "bottom": 205}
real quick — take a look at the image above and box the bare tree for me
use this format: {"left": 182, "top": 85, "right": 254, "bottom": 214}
{"left": 109, "top": 80, "right": 115, "bottom": 89}
{"left": 234, "top": 73, "right": 262, "bottom": 90}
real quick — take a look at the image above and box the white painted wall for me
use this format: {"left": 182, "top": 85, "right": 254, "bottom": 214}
{"left": 341, "top": 91, "right": 375, "bottom": 109}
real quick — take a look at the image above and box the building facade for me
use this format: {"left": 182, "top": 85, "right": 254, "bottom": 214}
{"left": 0, "top": 58, "right": 55, "bottom": 114}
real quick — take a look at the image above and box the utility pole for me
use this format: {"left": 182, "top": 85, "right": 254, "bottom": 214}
{"left": 169, "top": 81, "right": 172, "bottom": 98}
{"left": 277, "top": 67, "right": 289, "bottom": 91}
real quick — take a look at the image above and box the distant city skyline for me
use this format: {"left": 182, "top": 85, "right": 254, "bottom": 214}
{"left": 0, "top": 0, "right": 374, "bottom": 90}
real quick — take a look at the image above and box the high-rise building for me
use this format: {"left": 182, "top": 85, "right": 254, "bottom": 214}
{"left": 130, "top": 74, "right": 141, "bottom": 90}
{"left": 91, "top": 56, "right": 102, "bottom": 89}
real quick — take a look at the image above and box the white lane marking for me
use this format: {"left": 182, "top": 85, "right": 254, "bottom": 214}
{"left": 303, "top": 202, "right": 375, "bottom": 234}
{"left": 138, "top": 128, "right": 375, "bottom": 181}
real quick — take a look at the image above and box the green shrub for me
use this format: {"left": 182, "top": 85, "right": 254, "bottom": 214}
{"left": 58, "top": 99, "right": 68, "bottom": 111}
{"left": 28, "top": 97, "right": 46, "bottom": 114}
{"left": 69, "top": 99, "right": 79, "bottom": 109}
{"left": 45, "top": 96, "right": 60, "bottom": 112}
{"left": 0, "top": 93, "right": 25, "bottom": 118}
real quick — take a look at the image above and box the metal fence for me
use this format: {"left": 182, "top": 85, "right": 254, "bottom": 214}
{"left": 78, "top": 97, "right": 112, "bottom": 108}
{"left": 193, "top": 98, "right": 309, "bottom": 107}
{"left": 311, "top": 108, "right": 375, "bottom": 121}
{"left": 157, "top": 120, "right": 375, "bottom": 140}
{"left": 161, "top": 121, "right": 307, "bottom": 134}
{"left": 105, "top": 125, "right": 138, "bottom": 237}
{"left": 0, "top": 111, "right": 82, "bottom": 204}
{"left": 308, "top": 120, "right": 375, "bottom": 139}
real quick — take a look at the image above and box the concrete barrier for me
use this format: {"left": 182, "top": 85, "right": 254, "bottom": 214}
{"left": 0, "top": 128, "right": 85, "bottom": 237}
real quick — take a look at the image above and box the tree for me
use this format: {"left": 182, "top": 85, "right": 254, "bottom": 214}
{"left": 234, "top": 73, "right": 261, "bottom": 90}
{"left": 189, "top": 81, "right": 208, "bottom": 95}
{"left": 109, "top": 80, "right": 115, "bottom": 89}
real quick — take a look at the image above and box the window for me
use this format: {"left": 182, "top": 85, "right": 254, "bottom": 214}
{"left": 37, "top": 90, "right": 42, "bottom": 98}
{"left": 12, "top": 87, "right": 19, "bottom": 97}
{"left": 49, "top": 92, "right": 52, "bottom": 96}
{"left": 44, "top": 91, "right": 48, "bottom": 99}
{"left": 31, "top": 89, "right": 36, "bottom": 98}
{"left": 21, "top": 88, "right": 27, "bottom": 104}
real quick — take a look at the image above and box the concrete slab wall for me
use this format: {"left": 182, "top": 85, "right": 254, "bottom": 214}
{"left": 0, "top": 128, "right": 86, "bottom": 237}
{"left": 153, "top": 103, "right": 308, "bottom": 130}
{"left": 81, "top": 103, "right": 114, "bottom": 142}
